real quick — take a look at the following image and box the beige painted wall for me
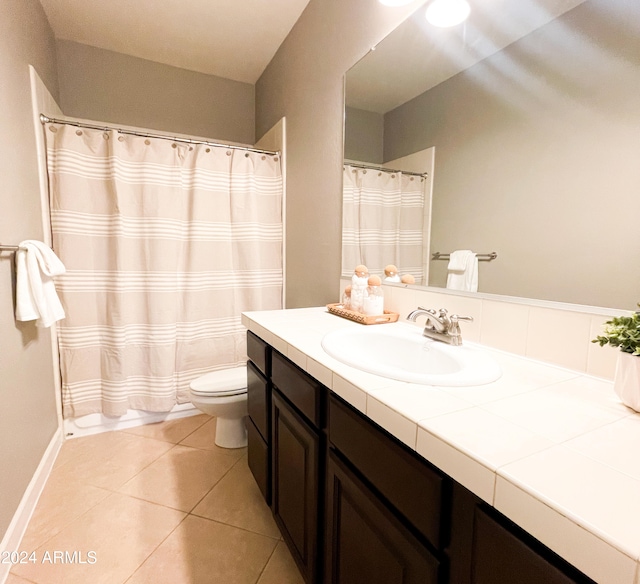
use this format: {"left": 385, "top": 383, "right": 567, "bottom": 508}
{"left": 383, "top": 0, "right": 640, "bottom": 310}
{"left": 256, "top": 0, "right": 426, "bottom": 307}
{"left": 0, "top": 0, "right": 60, "bottom": 539}
{"left": 344, "top": 106, "right": 383, "bottom": 164}
{"left": 57, "top": 40, "right": 256, "bottom": 144}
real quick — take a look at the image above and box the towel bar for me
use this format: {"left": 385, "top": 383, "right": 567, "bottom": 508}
{"left": 0, "top": 244, "right": 22, "bottom": 252}
{"left": 432, "top": 251, "right": 497, "bottom": 261}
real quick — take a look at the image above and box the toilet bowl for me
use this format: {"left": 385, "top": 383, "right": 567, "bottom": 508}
{"left": 189, "top": 365, "right": 248, "bottom": 448}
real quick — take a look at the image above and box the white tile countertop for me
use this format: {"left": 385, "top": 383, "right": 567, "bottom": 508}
{"left": 242, "top": 307, "right": 640, "bottom": 584}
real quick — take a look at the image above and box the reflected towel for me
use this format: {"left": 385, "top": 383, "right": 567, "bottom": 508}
{"left": 446, "top": 250, "right": 478, "bottom": 292}
{"left": 15, "top": 240, "right": 66, "bottom": 327}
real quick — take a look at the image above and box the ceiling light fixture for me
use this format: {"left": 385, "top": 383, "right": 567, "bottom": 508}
{"left": 425, "top": 0, "right": 470, "bottom": 27}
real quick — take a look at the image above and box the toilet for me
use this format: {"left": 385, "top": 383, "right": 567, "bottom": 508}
{"left": 189, "top": 365, "right": 248, "bottom": 448}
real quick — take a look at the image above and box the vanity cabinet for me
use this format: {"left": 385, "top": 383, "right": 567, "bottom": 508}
{"left": 270, "top": 351, "right": 326, "bottom": 584}
{"left": 246, "top": 331, "right": 271, "bottom": 503}
{"left": 246, "top": 332, "right": 597, "bottom": 584}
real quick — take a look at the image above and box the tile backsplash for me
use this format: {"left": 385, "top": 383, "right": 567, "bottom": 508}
{"left": 338, "top": 280, "right": 622, "bottom": 381}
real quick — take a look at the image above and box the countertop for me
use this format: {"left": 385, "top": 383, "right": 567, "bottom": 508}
{"left": 242, "top": 307, "right": 640, "bottom": 584}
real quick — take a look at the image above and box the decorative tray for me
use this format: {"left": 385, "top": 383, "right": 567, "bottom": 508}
{"left": 326, "top": 303, "right": 400, "bottom": 325}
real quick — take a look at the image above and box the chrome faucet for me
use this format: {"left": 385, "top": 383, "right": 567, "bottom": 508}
{"left": 406, "top": 307, "right": 473, "bottom": 346}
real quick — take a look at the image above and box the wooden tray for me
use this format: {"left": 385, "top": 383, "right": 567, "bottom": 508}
{"left": 326, "top": 303, "right": 400, "bottom": 325}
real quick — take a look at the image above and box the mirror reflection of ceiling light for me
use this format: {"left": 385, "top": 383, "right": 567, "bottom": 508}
{"left": 379, "top": 0, "right": 471, "bottom": 28}
{"left": 425, "top": 0, "right": 471, "bottom": 27}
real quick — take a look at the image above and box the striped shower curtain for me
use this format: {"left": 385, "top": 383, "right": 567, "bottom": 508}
{"left": 44, "top": 124, "right": 282, "bottom": 418}
{"left": 342, "top": 165, "right": 425, "bottom": 282}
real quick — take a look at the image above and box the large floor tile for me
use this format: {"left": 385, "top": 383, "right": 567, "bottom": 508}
{"left": 121, "top": 414, "right": 210, "bottom": 444}
{"left": 257, "top": 541, "right": 304, "bottom": 584}
{"left": 6, "top": 573, "right": 37, "bottom": 584}
{"left": 192, "top": 457, "right": 280, "bottom": 538}
{"left": 53, "top": 432, "right": 174, "bottom": 491}
{"left": 12, "top": 492, "right": 185, "bottom": 584}
{"left": 53, "top": 430, "right": 141, "bottom": 469}
{"left": 125, "top": 514, "right": 277, "bottom": 584}
{"left": 19, "top": 467, "right": 112, "bottom": 551}
{"left": 118, "top": 444, "right": 237, "bottom": 511}
{"left": 179, "top": 417, "right": 247, "bottom": 461}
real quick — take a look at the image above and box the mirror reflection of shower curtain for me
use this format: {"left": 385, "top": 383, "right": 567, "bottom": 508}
{"left": 342, "top": 165, "right": 425, "bottom": 282}
{"left": 45, "top": 124, "right": 283, "bottom": 418}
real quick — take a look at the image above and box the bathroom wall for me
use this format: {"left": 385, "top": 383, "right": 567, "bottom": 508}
{"left": 56, "top": 40, "right": 256, "bottom": 144}
{"left": 0, "top": 0, "right": 60, "bottom": 542}
{"left": 256, "top": 0, "right": 426, "bottom": 308}
{"left": 344, "top": 106, "right": 384, "bottom": 164}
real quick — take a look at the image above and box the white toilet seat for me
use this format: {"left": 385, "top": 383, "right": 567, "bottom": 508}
{"left": 189, "top": 366, "right": 247, "bottom": 397}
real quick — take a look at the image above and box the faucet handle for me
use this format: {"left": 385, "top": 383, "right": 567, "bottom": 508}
{"left": 450, "top": 314, "right": 473, "bottom": 323}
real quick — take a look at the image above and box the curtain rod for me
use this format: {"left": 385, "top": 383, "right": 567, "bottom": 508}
{"left": 40, "top": 115, "right": 279, "bottom": 156}
{"left": 344, "top": 160, "right": 428, "bottom": 178}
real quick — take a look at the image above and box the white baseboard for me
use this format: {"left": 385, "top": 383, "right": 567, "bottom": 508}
{"left": 0, "top": 427, "right": 64, "bottom": 584}
{"left": 63, "top": 403, "right": 200, "bottom": 439}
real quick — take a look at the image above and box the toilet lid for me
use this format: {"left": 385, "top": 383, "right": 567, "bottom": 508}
{"left": 189, "top": 366, "right": 247, "bottom": 397}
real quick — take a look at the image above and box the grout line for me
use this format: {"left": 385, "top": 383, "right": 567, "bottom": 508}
{"left": 252, "top": 540, "right": 280, "bottom": 584}
{"left": 122, "top": 513, "right": 191, "bottom": 584}
{"left": 185, "top": 453, "right": 245, "bottom": 514}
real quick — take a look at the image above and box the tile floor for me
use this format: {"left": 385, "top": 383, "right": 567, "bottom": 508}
{"left": 9, "top": 414, "right": 304, "bottom": 584}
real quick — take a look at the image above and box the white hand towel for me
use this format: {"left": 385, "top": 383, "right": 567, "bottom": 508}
{"left": 446, "top": 250, "right": 478, "bottom": 292}
{"left": 15, "top": 240, "right": 66, "bottom": 328}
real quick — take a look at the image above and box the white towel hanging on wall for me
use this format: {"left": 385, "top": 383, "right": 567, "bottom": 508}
{"left": 15, "top": 240, "right": 66, "bottom": 327}
{"left": 446, "top": 249, "right": 478, "bottom": 292}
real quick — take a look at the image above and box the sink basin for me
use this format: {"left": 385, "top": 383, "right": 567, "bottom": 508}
{"left": 321, "top": 323, "right": 501, "bottom": 387}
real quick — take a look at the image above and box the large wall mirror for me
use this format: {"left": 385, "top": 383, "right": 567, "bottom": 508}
{"left": 343, "top": 0, "right": 640, "bottom": 310}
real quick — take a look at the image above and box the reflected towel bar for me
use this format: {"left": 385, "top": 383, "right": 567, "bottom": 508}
{"left": 432, "top": 251, "right": 497, "bottom": 261}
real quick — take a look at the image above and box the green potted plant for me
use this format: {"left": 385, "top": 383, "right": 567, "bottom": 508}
{"left": 592, "top": 305, "right": 640, "bottom": 411}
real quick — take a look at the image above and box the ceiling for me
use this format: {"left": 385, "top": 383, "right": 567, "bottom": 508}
{"left": 39, "top": 0, "right": 312, "bottom": 84}
{"left": 346, "top": 0, "right": 588, "bottom": 113}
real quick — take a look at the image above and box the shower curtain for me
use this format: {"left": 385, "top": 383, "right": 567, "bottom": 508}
{"left": 45, "top": 124, "right": 283, "bottom": 417}
{"left": 342, "top": 165, "right": 425, "bottom": 281}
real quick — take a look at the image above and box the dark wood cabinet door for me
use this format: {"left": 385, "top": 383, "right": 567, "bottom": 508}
{"left": 247, "top": 417, "right": 270, "bottom": 504}
{"left": 247, "top": 360, "right": 270, "bottom": 442}
{"left": 325, "top": 450, "right": 441, "bottom": 584}
{"left": 471, "top": 506, "right": 596, "bottom": 584}
{"left": 272, "top": 390, "right": 321, "bottom": 584}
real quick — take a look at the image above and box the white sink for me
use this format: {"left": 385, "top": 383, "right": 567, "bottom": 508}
{"left": 321, "top": 322, "right": 501, "bottom": 387}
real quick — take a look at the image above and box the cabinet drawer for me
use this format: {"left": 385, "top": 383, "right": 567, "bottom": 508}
{"left": 471, "top": 506, "right": 596, "bottom": 584}
{"left": 271, "top": 351, "right": 324, "bottom": 429}
{"left": 247, "top": 360, "right": 269, "bottom": 442}
{"left": 247, "top": 331, "right": 271, "bottom": 377}
{"left": 247, "top": 418, "right": 270, "bottom": 504}
{"left": 329, "top": 394, "right": 447, "bottom": 550}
